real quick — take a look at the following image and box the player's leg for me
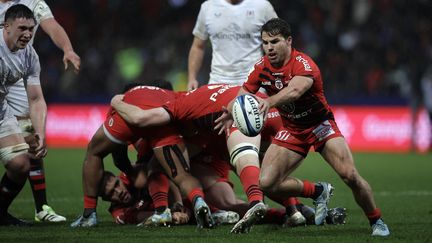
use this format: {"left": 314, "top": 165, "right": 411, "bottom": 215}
{"left": 227, "top": 130, "right": 268, "bottom": 233}
{"left": 260, "top": 142, "right": 333, "bottom": 226}
{"left": 141, "top": 160, "right": 172, "bottom": 226}
{"left": 190, "top": 156, "right": 248, "bottom": 217}
{"left": 0, "top": 133, "right": 31, "bottom": 226}
{"left": 320, "top": 137, "right": 389, "bottom": 236}
{"left": 153, "top": 143, "right": 214, "bottom": 228}
{"left": 20, "top": 122, "right": 66, "bottom": 222}
{"left": 71, "top": 126, "right": 121, "bottom": 227}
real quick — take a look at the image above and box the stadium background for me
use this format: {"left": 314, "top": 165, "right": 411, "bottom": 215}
{"left": 31, "top": 0, "right": 431, "bottom": 152}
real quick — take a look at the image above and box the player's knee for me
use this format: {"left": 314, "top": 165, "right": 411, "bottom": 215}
{"left": 229, "top": 142, "right": 259, "bottom": 168}
{"left": 0, "top": 143, "right": 30, "bottom": 175}
{"left": 259, "top": 175, "right": 277, "bottom": 195}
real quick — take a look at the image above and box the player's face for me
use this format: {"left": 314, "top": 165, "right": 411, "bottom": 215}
{"left": 103, "top": 176, "right": 132, "bottom": 204}
{"left": 262, "top": 32, "right": 292, "bottom": 68}
{"left": 4, "top": 17, "right": 35, "bottom": 51}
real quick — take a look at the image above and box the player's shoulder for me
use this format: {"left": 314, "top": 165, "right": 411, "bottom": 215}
{"left": 253, "top": 56, "right": 267, "bottom": 70}
{"left": 291, "top": 49, "right": 318, "bottom": 70}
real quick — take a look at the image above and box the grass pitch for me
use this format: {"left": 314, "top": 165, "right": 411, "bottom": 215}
{"left": 0, "top": 149, "right": 431, "bottom": 242}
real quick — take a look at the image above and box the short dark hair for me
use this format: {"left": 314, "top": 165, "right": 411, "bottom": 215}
{"left": 261, "top": 18, "right": 292, "bottom": 39}
{"left": 4, "top": 4, "right": 36, "bottom": 24}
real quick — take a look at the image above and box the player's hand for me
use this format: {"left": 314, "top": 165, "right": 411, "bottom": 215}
{"left": 172, "top": 211, "right": 190, "bottom": 225}
{"left": 25, "top": 133, "right": 39, "bottom": 153}
{"left": 187, "top": 79, "right": 199, "bottom": 91}
{"left": 33, "top": 133, "right": 47, "bottom": 159}
{"left": 256, "top": 96, "right": 270, "bottom": 117}
{"left": 111, "top": 94, "right": 125, "bottom": 108}
{"left": 214, "top": 106, "right": 233, "bottom": 135}
{"left": 63, "top": 50, "right": 81, "bottom": 74}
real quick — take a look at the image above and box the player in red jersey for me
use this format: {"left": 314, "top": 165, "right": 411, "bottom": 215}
{"left": 111, "top": 85, "right": 332, "bottom": 233}
{"left": 216, "top": 18, "right": 389, "bottom": 236}
{"left": 111, "top": 85, "right": 267, "bottom": 228}
{"left": 99, "top": 170, "right": 190, "bottom": 226}
{"left": 71, "top": 85, "right": 214, "bottom": 229}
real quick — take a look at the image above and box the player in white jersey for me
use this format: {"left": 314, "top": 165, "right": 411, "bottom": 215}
{"left": 0, "top": 0, "right": 80, "bottom": 222}
{"left": 187, "top": 0, "right": 277, "bottom": 90}
{"left": 0, "top": 4, "right": 47, "bottom": 226}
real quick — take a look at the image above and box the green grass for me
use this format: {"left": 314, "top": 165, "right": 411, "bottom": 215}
{"left": 1, "top": 149, "right": 431, "bottom": 242}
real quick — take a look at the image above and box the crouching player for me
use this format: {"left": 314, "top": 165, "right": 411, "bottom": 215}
{"left": 70, "top": 85, "right": 214, "bottom": 228}
{"left": 111, "top": 84, "right": 336, "bottom": 233}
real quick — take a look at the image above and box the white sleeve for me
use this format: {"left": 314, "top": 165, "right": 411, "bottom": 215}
{"left": 192, "top": 3, "right": 208, "bottom": 40}
{"left": 26, "top": 49, "right": 41, "bottom": 86}
{"left": 32, "top": 0, "right": 54, "bottom": 22}
{"left": 263, "top": 0, "right": 278, "bottom": 20}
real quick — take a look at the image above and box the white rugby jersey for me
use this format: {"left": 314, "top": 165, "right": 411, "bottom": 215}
{"left": 193, "top": 0, "right": 276, "bottom": 85}
{"left": 0, "top": 28, "right": 40, "bottom": 120}
{"left": 0, "top": 0, "right": 53, "bottom": 116}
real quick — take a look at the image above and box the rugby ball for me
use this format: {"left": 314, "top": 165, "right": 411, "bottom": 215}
{"left": 232, "top": 94, "right": 265, "bottom": 137}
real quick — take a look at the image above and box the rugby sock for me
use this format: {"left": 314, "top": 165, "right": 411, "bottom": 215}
{"left": 83, "top": 195, "right": 97, "bottom": 217}
{"left": 282, "top": 197, "right": 299, "bottom": 216}
{"left": 366, "top": 208, "right": 382, "bottom": 225}
{"left": 239, "top": 166, "right": 263, "bottom": 203}
{"left": 28, "top": 158, "right": 47, "bottom": 212}
{"left": 0, "top": 173, "right": 26, "bottom": 216}
{"left": 148, "top": 172, "right": 169, "bottom": 213}
{"left": 187, "top": 188, "right": 205, "bottom": 205}
{"left": 301, "top": 180, "right": 321, "bottom": 199}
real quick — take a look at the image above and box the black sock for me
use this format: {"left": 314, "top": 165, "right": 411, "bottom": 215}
{"left": 249, "top": 200, "right": 261, "bottom": 208}
{"left": 155, "top": 206, "right": 167, "bottom": 214}
{"left": 28, "top": 158, "right": 47, "bottom": 212}
{"left": 312, "top": 184, "right": 324, "bottom": 199}
{"left": 83, "top": 208, "right": 96, "bottom": 218}
{"left": 0, "top": 173, "right": 26, "bottom": 216}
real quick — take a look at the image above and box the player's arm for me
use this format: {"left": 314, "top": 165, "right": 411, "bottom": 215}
{"left": 27, "top": 84, "right": 47, "bottom": 158}
{"left": 111, "top": 145, "right": 134, "bottom": 175}
{"left": 40, "top": 18, "right": 80, "bottom": 73}
{"left": 187, "top": 37, "right": 206, "bottom": 90}
{"left": 111, "top": 95, "right": 171, "bottom": 127}
{"left": 266, "top": 76, "right": 313, "bottom": 108}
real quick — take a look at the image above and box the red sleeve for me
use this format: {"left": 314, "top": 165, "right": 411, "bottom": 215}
{"left": 291, "top": 54, "right": 320, "bottom": 79}
{"left": 110, "top": 207, "right": 127, "bottom": 224}
{"left": 243, "top": 61, "right": 264, "bottom": 94}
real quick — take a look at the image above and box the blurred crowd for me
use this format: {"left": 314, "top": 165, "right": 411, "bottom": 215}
{"left": 34, "top": 0, "right": 431, "bottom": 105}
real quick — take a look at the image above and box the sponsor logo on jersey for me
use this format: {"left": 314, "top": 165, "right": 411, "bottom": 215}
{"left": 295, "top": 55, "right": 312, "bottom": 71}
{"left": 214, "top": 23, "right": 252, "bottom": 41}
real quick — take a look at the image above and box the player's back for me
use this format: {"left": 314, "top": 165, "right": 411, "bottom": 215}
{"left": 164, "top": 84, "right": 240, "bottom": 131}
{"left": 123, "top": 86, "right": 178, "bottom": 109}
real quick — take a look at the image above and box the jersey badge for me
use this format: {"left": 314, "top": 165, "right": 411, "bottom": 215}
{"left": 275, "top": 78, "right": 284, "bottom": 90}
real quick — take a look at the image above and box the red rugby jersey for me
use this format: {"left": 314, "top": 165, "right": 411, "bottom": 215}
{"left": 163, "top": 84, "right": 241, "bottom": 131}
{"left": 243, "top": 48, "right": 334, "bottom": 132}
